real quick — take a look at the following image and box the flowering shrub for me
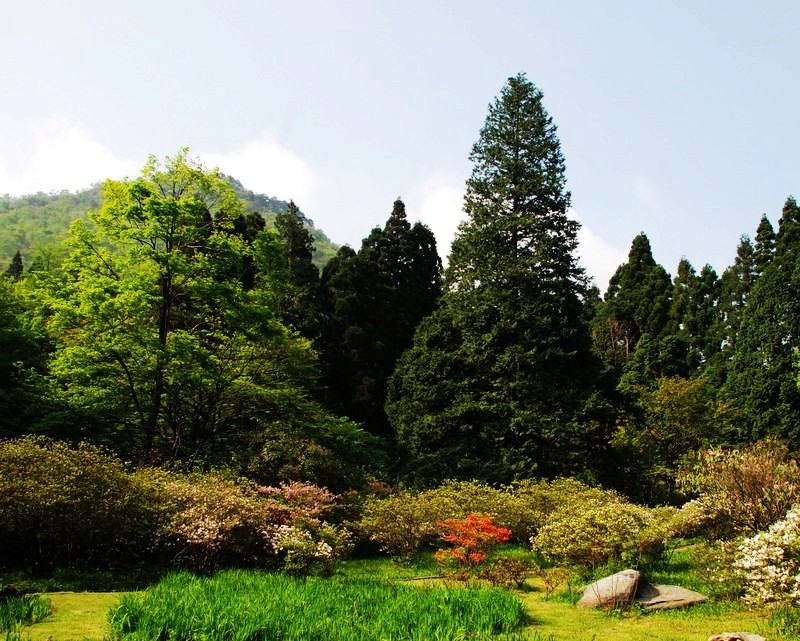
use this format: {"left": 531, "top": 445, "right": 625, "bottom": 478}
{"left": 434, "top": 514, "right": 511, "bottom": 583}
{"left": 734, "top": 506, "right": 800, "bottom": 605}
{"left": 159, "top": 475, "right": 350, "bottom": 574}
{"left": 679, "top": 439, "right": 800, "bottom": 535}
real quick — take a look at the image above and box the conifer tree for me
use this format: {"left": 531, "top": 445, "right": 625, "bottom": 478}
{"left": 387, "top": 74, "right": 602, "bottom": 483}
{"left": 4, "top": 251, "right": 23, "bottom": 279}
{"left": 754, "top": 214, "right": 776, "bottom": 277}
{"left": 318, "top": 198, "right": 441, "bottom": 439}
{"left": 274, "top": 200, "right": 323, "bottom": 339}
{"left": 728, "top": 197, "right": 800, "bottom": 443}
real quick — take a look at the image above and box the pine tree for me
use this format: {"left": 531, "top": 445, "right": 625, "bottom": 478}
{"left": 387, "top": 74, "right": 602, "bottom": 483}
{"left": 754, "top": 214, "right": 776, "bottom": 277}
{"left": 592, "top": 233, "right": 672, "bottom": 369}
{"left": 728, "top": 197, "right": 800, "bottom": 443}
{"left": 274, "top": 200, "right": 323, "bottom": 339}
{"left": 4, "top": 251, "right": 23, "bottom": 279}
{"left": 318, "top": 198, "right": 441, "bottom": 439}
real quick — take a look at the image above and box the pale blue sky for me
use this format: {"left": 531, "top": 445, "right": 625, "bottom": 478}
{"left": 2, "top": 0, "right": 797, "bottom": 289}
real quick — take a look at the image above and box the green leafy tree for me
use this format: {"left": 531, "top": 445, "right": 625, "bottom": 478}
{"left": 387, "top": 74, "right": 602, "bottom": 483}
{"left": 38, "top": 150, "right": 370, "bottom": 477}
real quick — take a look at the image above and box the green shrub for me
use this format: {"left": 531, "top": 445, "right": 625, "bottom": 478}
{"left": 0, "top": 436, "right": 165, "bottom": 569}
{"left": 530, "top": 482, "right": 675, "bottom": 569}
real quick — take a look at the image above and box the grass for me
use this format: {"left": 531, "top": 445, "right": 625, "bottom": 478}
{"left": 108, "top": 570, "right": 527, "bottom": 640}
{"left": 0, "top": 595, "right": 51, "bottom": 632}
{"left": 12, "top": 548, "right": 783, "bottom": 641}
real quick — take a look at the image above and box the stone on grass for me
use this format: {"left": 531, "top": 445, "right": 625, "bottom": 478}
{"left": 708, "top": 634, "right": 766, "bottom": 641}
{"left": 576, "top": 569, "right": 640, "bottom": 609}
{"left": 634, "top": 581, "right": 708, "bottom": 611}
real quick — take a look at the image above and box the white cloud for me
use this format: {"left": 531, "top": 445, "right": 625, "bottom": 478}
{"left": 201, "top": 136, "right": 317, "bottom": 210}
{"left": 0, "top": 118, "right": 138, "bottom": 195}
{"left": 572, "top": 209, "right": 627, "bottom": 292}
{"left": 410, "top": 173, "right": 466, "bottom": 260}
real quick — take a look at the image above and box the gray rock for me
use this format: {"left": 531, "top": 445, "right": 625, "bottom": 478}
{"left": 708, "top": 634, "right": 766, "bottom": 641}
{"left": 576, "top": 569, "right": 640, "bottom": 609}
{"left": 635, "top": 581, "right": 707, "bottom": 611}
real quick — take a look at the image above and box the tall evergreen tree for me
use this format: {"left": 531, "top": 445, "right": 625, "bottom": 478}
{"left": 4, "top": 251, "right": 23, "bottom": 279}
{"left": 754, "top": 214, "right": 776, "bottom": 277}
{"left": 274, "top": 200, "right": 323, "bottom": 339}
{"left": 318, "top": 199, "right": 441, "bottom": 439}
{"left": 728, "top": 197, "right": 800, "bottom": 444}
{"left": 592, "top": 233, "right": 672, "bottom": 370}
{"left": 387, "top": 74, "right": 602, "bottom": 483}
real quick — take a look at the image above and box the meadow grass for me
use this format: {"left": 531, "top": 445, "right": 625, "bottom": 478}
{"left": 108, "top": 569, "right": 528, "bottom": 641}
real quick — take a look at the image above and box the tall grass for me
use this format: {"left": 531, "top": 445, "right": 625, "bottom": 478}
{"left": 0, "top": 595, "right": 51, "bottom": 631}
{"left": 108, "top": 570, "right": 527, "bottom": 641}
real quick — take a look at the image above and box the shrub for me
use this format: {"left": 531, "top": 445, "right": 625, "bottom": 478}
{"left": 530, "top": 483, "right": 674, "bottom": 569}
{"left": 158, "top": 474, "right": 351, "bottom": 574}
{"left": 679, "top": 438, "right": 800, "bottom": 536}
{"left": 434, "top": 514, "right": 511, "bottom": 582}
{"left": 733, "top": 505, "right": 800, "bottom": 605}
{"left": 0, "top": 436, "right": 165, "bottom": 569}
{"left": 356, "top": 479, "right": 560, "bottom": 557}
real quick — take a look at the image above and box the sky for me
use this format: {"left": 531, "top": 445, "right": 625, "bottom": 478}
{"left": 1, "top": 0, "right": 798, "bottom": 290}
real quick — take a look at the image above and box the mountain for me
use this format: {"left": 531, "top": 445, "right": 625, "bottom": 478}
{"left": 0, "top": 178, "right": 338, "bottom": 271}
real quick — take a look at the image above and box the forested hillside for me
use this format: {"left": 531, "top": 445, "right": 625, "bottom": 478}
{"left": 1, "top": 75, "right": 799, "bottom": 506}
{"left": 0, "top": 174, "right": 338, "bottom": 271}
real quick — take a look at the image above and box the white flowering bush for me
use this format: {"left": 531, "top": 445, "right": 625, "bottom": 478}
{"left": 734, "top": 506, "right": 800, "bottom": 605}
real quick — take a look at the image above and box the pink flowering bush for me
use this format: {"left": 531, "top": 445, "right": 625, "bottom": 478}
{"left": 734, "top": 506, "right": 800, "bottom": 605}
{"left": 160, "top": 475, "right": 351, "bottom": 574}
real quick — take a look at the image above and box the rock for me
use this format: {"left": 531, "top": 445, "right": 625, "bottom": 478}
{"left": 635, "top": 581, "right": 708, "bottom": 611}
{"left": 708, "top": 634, "right": 766, "bottom": 641}
{"left": 576, "top": 569, "right": 640, "bottom": 609}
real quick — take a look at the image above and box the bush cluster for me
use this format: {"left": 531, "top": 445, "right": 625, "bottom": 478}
{"left": 0, "top": 437, "right": 350, "bottom": 575}
{"left": 357, "top": 477, "right": 679, "bottom": 569}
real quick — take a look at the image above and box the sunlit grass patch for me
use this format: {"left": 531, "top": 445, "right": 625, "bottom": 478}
{"left": 108, "top": 569, "right": 527, "bottom": 641}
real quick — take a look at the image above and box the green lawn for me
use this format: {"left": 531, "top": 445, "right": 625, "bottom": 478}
{"left": 15, "top": 558, "right": 777, "bottom": 641}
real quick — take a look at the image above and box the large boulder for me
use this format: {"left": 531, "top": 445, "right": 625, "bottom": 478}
{"left": 576, "top": 569, "right": 640, "bottom": 609}
{"left": 635, "top": 581, "right": 708, "bottom": 611}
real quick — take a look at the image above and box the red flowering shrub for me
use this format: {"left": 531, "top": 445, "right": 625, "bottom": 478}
{"left": 434, "top": 514, "right": 511, "bottom": 581}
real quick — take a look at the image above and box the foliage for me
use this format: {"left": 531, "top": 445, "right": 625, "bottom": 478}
{"left": 734, "top": 505, "right": 800, "bottom": 605}
{"left": 530, "top": 483, "right": 676, "bottom": 569}
{"left": 32, "top": 150, "right": 363, "bottom": 486}
{"left": 0, "top": 437, "right": 350, "bottom": 575}
{"left": 108, "top": 570, "right": 527, "bottom": 641}
{"left": 678, "top": 438, "right": 800, "bottom": 535}
{"left": 319, "top": 198, "right": 441, "bottom": 439}
{"left": 158, "top": 475, "right": 351, "bottom": 575}
{"left": 0, "top": 436, "right": 165, "bottom": 569}
{"left": 728, "top": 197, "right": 800, "bottom": 442}
{"left": 433, "top": 514, "right": 511, "bottom": 581}
{"left": 388, "top": 73, "right": 603, "bottom": 484}
{"left": 357, "top": 480, "right": 555, "bottom": 557}
{"left": 0, "top": 594, "right": 50, "bottom": 631}
{"left": 612, "top": 375, "right": 736, "bottom": 504}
